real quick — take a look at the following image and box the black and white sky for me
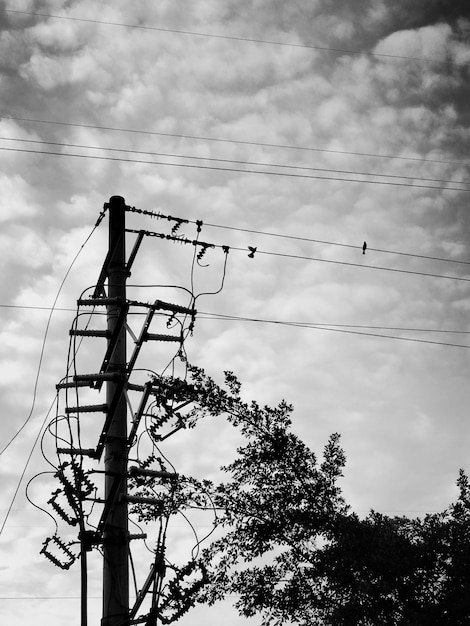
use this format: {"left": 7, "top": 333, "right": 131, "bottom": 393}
{"left": 0, "top": 1, "right": 469, "bottom": 625}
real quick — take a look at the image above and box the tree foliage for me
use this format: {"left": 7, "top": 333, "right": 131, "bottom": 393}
{"left": 131, "top": 366, "right": 470, "bottom": 625}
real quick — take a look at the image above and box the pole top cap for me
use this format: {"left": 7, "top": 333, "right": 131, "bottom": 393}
{"left": 108, "top": 195, "right": 126, "bottom": 207}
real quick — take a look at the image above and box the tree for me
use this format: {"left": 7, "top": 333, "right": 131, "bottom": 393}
{"left": 130, "top": 366, "right": 470, "bottom": 625}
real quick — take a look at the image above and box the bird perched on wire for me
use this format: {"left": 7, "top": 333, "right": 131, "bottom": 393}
{"left": 248, "top": 246, "right": 257, "bottom": 258}
{"left": 362, "top": 241, "right": 367, "bottom": 255}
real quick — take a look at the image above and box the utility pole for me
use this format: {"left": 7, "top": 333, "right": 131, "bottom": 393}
{"left": 102, "top": 195, "right": 129, "bottom": 626}
{"left": 43, "top": 196, "right": 212, "bottom": 625}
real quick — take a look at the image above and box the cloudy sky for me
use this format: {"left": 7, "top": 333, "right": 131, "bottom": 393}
{"left": 0, "top": 1, "right": 469, "bottom": 624}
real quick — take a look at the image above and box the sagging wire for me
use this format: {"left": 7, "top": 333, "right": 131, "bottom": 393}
{"left": 193, "top": 246, "right": 230, "bottom": 302}
{"left": 0, "top": 211, "right": 106, "bottom": 458}
{"left": 40, "top": 398, "right": 62, "bottom": 471}
{"left": 25, "top": 472, "right": 59, "bottom": 534}
{"left": 177, "top": 510, "right": 200, "bottom": 558}
{"left": 0, "top": 391, "right": 59, "bottom": 537}
{"left": 46, "top": 414, "right": 76, "bottom": 452}
{"left": 129, "top": 516, "right": 154, "bottom": 554}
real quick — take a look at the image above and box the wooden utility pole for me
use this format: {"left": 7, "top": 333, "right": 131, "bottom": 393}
{"left": 102, "top": 195, "right": 129, "bottom": 626}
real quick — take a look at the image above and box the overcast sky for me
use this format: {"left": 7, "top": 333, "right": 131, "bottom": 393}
{"left": 0, "top": 1, "right": 469, "bottom": 625}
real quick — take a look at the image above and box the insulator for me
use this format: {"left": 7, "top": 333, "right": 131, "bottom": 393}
{"left": 153, "top": 300, "right": 196, "bottom": 316}
{"left": 197, "top": 246, "right": 209, "bottom": 262}
{"left": 129, "top": 467, "right": 178, "bottom": 480}
{"left": 57, "top": 447, "right": 97, "bottom": 458}
{"left": 143, "top": 333, "right": 181, "bottom": 343}
{"left": 77, "top": 297, "right": 123, "bottom": 307}
{"left": 40, "top": 535, "right": 76, "bottom": 570}
{"left": 65, "top": 403, "right": 108, "bottom": 414}
{"left": 69, "top": 329, "right": 110, "bottom": 338}
{"left": 129, "top": 533, "right": 147, "bottom": 541}
{"left": 140, "top": 454, "right": 156, "bottom": 470}
{"left": 56, "top": 380, "right": 94, "bottom": 390}
{"left": 48, "top": 493, "right": 78, "bottom": 526}
{"left": 171, "top": 220, "right": 183, "bottom": 235}
{"left": 55, "top": 463, "right": 95, "bottom": 501}
{"left": 55, "top": 468, "right": 76, "bottom": 496}
{"left": 122, "top": 495, "right": 164, "bottom": 508}
{"left": 69, "top": 462, "right": 96, "bottom": 497}
{"left": 158, "top": 561, "right": 208, "bottom": 624}
{"left": 74, "top": 372, "right": 123, "bottom": 383}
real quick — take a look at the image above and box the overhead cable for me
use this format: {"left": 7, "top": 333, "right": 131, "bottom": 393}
{"left": 131, "top": 227, "right": 470, "bottom": 282}
{"left": 187, "top": 220, "right": 470, "bottom": 267}
{"left": 1, "top": 146, "right": 468, "bottom": 192}
{"left": 0, "top": 303, "right": 468, "bottom": 336}
{"left": 196, "top": 312, "right": 470, "bottom": 349}
{"left": 0, "top": 210, "right": 106, "bottom": 457}
{"left": 1, "top": 136, "right": 467, "bottom": 188}
{"left": 5, "top": 9, "right": 467, "bottom": 67}
{"left": 3, "top": 116, "right": 467, "bottom": 166}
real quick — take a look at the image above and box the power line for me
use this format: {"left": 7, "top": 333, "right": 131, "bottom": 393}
{"left": 0, "top": 304, "right": 75, "bottom": 312}
{"left": 0, "top": 596, "right": 101, "bottom": 600}
{"left": 133, "top": 227, "right": 470, "bottom": 282}
{"left": 199, "top": 313, "right": 470, "bottom": 334}
{"left": 1, "top": 145, "right": 468, "bottom": 192}
{"left": 1, "top": 302, "right": 468, "bottom": 335}
{"left": 248, "top": 247, "right": 470, "bottom": 281}
{"left": 0, "top": 211, "right": 105, "bottom": 457}
{"left": 196, "top": 312, "right": 470, "bottom": 349}
{"left": 2, "top": 136, "right": 468, "bottom": 188}
{"left": 0, "top": 214, "right": 107, "bottom": 541}
{"left": 4, "top": 116, "right": 467, "bottom": 166}
{"left": 5, "top": 9, "right": 464, "bottom": 67}
{"left": 189, "top": 220, "right": 470, "bottom": 267}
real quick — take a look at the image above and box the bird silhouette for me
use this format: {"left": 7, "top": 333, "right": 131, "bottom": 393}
{"left": 362, "top": 241, "right": 367, "bottom": 255}
{"left": 248, "top": 246, "right": 257, "bottom": 258}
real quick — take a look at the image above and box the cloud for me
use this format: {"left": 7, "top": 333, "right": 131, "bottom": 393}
{"left": 0, "top": 2, "right": 469, "bottom": 625}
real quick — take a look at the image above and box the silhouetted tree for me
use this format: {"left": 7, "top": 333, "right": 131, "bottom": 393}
{"left": 132, "top": 366, "right": 470, "bottom": 625}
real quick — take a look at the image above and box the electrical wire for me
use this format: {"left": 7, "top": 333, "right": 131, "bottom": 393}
{"left": 3, "top": 116, "right": 468, "bottom": 167}
{"left": 131, "top": 228, "right": 470, "bottom": 284}
{"left": 196, "top": 312, "right": 470, "bottom": 349}
{"left": 198, "top": 312, "right": 470, "bottom": 335}
{"left": 0, "top": 398, "right": 57, "bottom": 537}
{"left": 193, "top": 248, "right": 230, "bottom": 302}
{"left": 0, "top": 210, "right": 105, "bottom": 457}
{"left": 0, "top": 212, "right": 106, "bottom": 543}
{"left": 0, "top": 303, "right": 76, "bottom": 312}
{"left": 1, "top": 145, "right": 468, "bottom": 192}
{"left": 5, "top": 9, "right": 467, "bottom": 67}
{"left": 24, "top": 472, "right": 59, "bottom": 534}
{"left": 188, "top": 220, "right": 470, "bottom": 267}
{"left": 6, "top": 301, "right": 467, "bottom": 336}
{"left": 249, "top": 247, "right": 470, "bottom": 281}
{"left": 2, "top": 136, "right": 468, "bottom": 188}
